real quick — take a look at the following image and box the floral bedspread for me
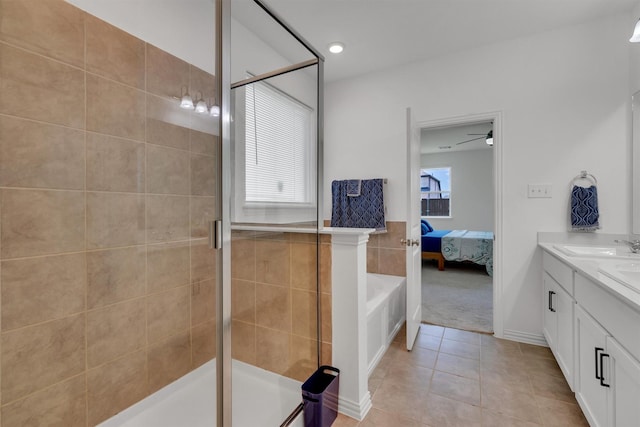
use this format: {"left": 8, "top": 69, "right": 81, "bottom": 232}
{"left": 441, "top": 230, "right": 494, "bottom": 276}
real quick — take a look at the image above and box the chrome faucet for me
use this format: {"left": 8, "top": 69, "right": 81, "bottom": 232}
{"left": 615, "top": 239, "right": 640, "bottom": 254}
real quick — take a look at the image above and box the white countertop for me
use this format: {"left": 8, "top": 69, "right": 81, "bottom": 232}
{"left": 539, "top": 242, "right": 640, "bottom": 310}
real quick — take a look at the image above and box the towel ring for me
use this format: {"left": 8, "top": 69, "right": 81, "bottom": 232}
{"left": 571, "top": 170, "right": 597, "bottom": 186}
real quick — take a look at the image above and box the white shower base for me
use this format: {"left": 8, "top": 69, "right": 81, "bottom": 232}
{"left": 98, "top": 359, "right": 304, "bottom": 427}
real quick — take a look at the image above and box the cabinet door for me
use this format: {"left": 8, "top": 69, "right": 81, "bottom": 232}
{"left": 543, "top": 272, "right": 557, "bottom": 351}
{"left": 607, "top": 337, "right": 640, "bottom": 427}
{"left": 555, "top": 283, "right": 574, "bottom": 390}
{"left": 575, "top": 305, "right": 609, "bottom": 427}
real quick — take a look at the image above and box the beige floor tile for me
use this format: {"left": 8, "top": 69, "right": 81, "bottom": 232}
{"left": 481, "top": 409, "right": 541, "bottom": 426}
{"left": 421, "top": 393, "right": 482, "bottom": 427}
{"left": 420, "top": 323, "right": 445, "bottom": 337}
{"left": 435, "top": 352, "right": 480, "bottom": 380}
{"left": 519, "top": 343, "right": 554, "bottom": 360}
{"left": 371, "top": 380, "right": 427, "bottom": 422}
{"left": 443, "top": 328, "right": 482, "bottom": 345}
{"left": 440, "top": 338, "right": 480, "bottom": 360}
{"left": 480, "top": 381, "right": 541, "bottom": 424}
{"left": 393, "top": 344, "right": 438, "bottom": 369}
{"left": 361, "top": 407, "right": 425, "bottom": 427}
{"left": 415, "top": 333, "right": 442, "bottom": 351}
{"left": 529, "top": 372, "right": 576, "bottom": 403}
{"left": 332, "top": 412, "right": 360, "bottom": 427}
{"left": 385, "top": 362, "right": 433, "bottom": 392}
{"left": 430, "top": 371, "right": 481, "bottom": 406}
{"left": 535, "top": 396, "right": 589, "bottom": 427}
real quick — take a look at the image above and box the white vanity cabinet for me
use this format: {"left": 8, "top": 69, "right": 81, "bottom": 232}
{"left": 573, "top": 272, "right": 640, "bottom": 427}
{"left": 542, "top": 252, "right": 575, "bottom": 390}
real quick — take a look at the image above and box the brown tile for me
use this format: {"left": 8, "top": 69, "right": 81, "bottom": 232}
{"left": 535, "top": 396, "right": 588, "bottom": 427}
{"left": 190, "top": 130, "right": 217, "bottom": 156}
{"left": 1, "top": 189, "right": 84, "bottom": 258}
{"left": 87, "top": 246, "right": 146, "bottom": 309}
{"left": 0, "top": 0, "right": 84, "bottom": 67}
{"left": 519, "top": 343, "right": 554, "bottom": 360}
{"left": 440, "top": 338, "right": 480, "bottom": 360}
{"left": 192, "top": 320, "right": 216, "bottom": 368}
{"left": 191, "top": 196, "right": 216, "bottom": 238}
{"left": 231, "top": 320, "right": 256, "bottom": 365}
{"left": 2, "top": 374, "right": 86, "bottom": 427}
{"left": 191, "top": 239, "right": 216, "bottom": 283}
{"left": 256, "top": 239, "right": 290, "bottom": 286}
{"left": 378, "top": 221, "right": 406, "bottom": 248}
{"left": 292, "top": 289, "right": 317, "bottom": 339}
{"left": 361, "top": 408, "right": 423, "bottom": 427}
{"left": 231, "top": 236, "right": 255, "bottom": 281}
{"left": 415, "top": 333, "right": 442, "bottom": 351}
{"left": 430, "top": 371, "right": 480, "bottom": 406}
{"left": 192, "top": 279, "right": 216, "bottom": 325}
{"left": 291, "top": 242, "right": 317, "bottom": 291}
{"left": 189, "top": 65, "right": 215, "bottom": 103}
{"left": 87, "top": 350, "right": 147, "bottom": 426}
{"left": 480, "top": 364, "right": 533, "bottom": 395}
{"left": 2, "top": 314, "right": 85, "bottom": 403}
{"left": 147, "top": 145, "right": 190, "bottom": 195}
{"left": 86, "top": 192, "right": 145, "bottom": 249}
{"left": 0, "top": 39, "right": 84, "bottom": 128}
{"left": 384, "top": 362, "right": 433, "bottom": 392}
{"left": 529, "top": 372, "right": 575, "bottom": 403}
{"left": 443, "top": 328, "right": 481, "bottom": 345}
{"left": 256, "top": 327, "right": 289, "bottom": 374}
{"left": 319, "top": 243, "right": 332, "bottom": 294}
{"left": 420, "top": 393, "right": 482, "bottom": 427}
{"left": 86, "top": 14, "right": 145, "bottom": 88}
{"left": 147, "top": 285, "right": 190, "bottom": 343}
{"left": 435, "top": 352, "right": 480, "bottom": 380}
{"left": 87, "top": 74, "right": 145, "bottom": 140}
{"left": 147, "top": 241, "right": 190, "bottom": 293}
{"left": 256, "top": 283, "right": 291, "bottom": 332}
{"left": 371, "top": 379, "right": 426, "bottom": 422}
{"left": 287, "top": 335, "right": 317, "bottom": 381}
{"left": 321, "top": 342, "right": 332, "bottom": 366}
{"left": 0, "top": 116, "right": 84, "bottom": 190}
{"left": 232, "top": 279, "right": 255, "bottom": 323}
{"left": 146, "top": 44, "right": 189, "bottom": 98}
{"left": 147, "top": 118, "right": 190, "bottom": 151}
{"left": 393, "top": 345, "right": 438, "bottom": 369}
{"left": 367, "top": 246, "right": 379, "bottom": 273}
{"left": 146, "top": 195, "right": 190, "bottom": 243}
{"left": 481, "top": 410, "right": 541, "bottom": 427}
{"left": 87, "top": 298, "right": 146, "bottom": 368}
{"left": 2, "top": 253, "right": 85, "bottom": 331}
{"left": 481, "top": 382, "right": 541, "bottom": 424}
{"left": 320, "top": 292, "right": 332, "bottom": 343}
{"left": 148, "top": 331, "right": 191, "bottom": 393}
{"left": 420, "top": 323, "right": 445, "bottom": 337}
{"left": 86, "top": 133, "right": 145, "bottom": 193}
{"left": 332, "top": 412, "right": 360, "bottom": 427}
{"left": 367, "top": 232, "right": 380, "bottom": 248}
{"left": 191, "top": 153, "right": 216, "bottom": 196}
{"left": 378, "top": 248, "right": 406, "bottom": 276}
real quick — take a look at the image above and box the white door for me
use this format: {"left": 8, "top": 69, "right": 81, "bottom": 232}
{"left": 405, "top": 107, "right": 422, "bottom": 350}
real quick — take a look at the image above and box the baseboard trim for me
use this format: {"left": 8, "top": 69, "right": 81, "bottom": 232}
{"left": 502, "top": 329, "right": 548, "bottom": 346}
{"left": 338, "top": 392, "right": 372, "bottom": 421}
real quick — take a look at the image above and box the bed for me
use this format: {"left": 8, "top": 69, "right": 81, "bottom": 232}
{"left": 421, "top": 220, "right": 494, "bottom": 276}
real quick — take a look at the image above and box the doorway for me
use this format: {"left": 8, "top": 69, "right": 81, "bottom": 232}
{"left": 416, "top": 113, "right": 502, "bottom": 335}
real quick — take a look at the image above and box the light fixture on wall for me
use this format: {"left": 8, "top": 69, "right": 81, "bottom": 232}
{"left": 486, "top": 130, "right": 494, "bottom": 146}
{"left": 631, "top": 19, "right": 640, "bottom": 42}
{"left": 176, "top": 87, "right": 220, "bottom": 117}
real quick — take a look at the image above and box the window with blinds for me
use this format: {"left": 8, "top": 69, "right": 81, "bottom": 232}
{"left": 244, "top": 79, "right": 313, "bottom": 204}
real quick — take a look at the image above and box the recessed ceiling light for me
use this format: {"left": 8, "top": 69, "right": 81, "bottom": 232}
{"left": 328, "top": 42, "right": 344, "bottom": 54}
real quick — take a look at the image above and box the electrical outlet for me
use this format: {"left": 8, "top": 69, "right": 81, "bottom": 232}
{"left": 528, "top": 184, "right": 552, "bottom": 198}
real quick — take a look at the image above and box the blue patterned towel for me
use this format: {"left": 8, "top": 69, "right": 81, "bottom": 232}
{"left": 331, "top": 179, "right": 386, "bottom": 231}
{"left": 346, "top": 179, "right": 361, "bottom": 197}
{"left": 570, "top": 185, "right": 600, "bottom": 232}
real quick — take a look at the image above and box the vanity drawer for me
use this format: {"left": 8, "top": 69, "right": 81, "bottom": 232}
{"left": 543, "top": 251, "right": 574, "bottom": 295}
{"left": 575, "top": 272, "right": 640, "bottom": 361}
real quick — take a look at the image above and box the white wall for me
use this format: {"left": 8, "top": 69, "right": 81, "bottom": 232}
{"left": 324, "top": 14, "right": 631, "bottom": 340}
{"left": 421, "top": 150, "right": 493, "bottom": 231}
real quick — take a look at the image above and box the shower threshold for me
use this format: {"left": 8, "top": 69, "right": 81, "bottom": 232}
{"left": 98, "top": 359, "right": 304, "bottom": 427}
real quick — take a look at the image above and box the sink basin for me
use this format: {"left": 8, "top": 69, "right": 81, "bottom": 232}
{"left": 553, "top": 244, "right": 640, "bottom": 259}
{"left": 599, "top": 261, "right": 640, "bottom": 294}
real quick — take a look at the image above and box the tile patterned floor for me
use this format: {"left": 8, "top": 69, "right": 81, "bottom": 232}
{"left": 332, "top": 324, "right": 589, "bottom": 427}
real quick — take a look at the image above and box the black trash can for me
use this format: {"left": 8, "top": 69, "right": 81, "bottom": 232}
{"left": 301, "top": 366, "right": 340, "bottom": 427}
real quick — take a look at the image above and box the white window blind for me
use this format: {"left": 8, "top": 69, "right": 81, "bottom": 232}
{"left": 245, "top": 80, "right": 312, "bottom": 204}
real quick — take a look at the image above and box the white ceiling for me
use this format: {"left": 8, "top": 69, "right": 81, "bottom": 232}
{"left": 421, "top": 122, "right": 493, "bottom": 154}
{"left": 257, "top": 0, "right": 638, "bottom": 82}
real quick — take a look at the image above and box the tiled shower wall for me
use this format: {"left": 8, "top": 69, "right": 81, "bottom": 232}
{"left": 230, "top": 231, "right": 330, "bottom": 382}
{"left": 367, "top": 221, "right": 407, "bottom": 276}
{"left": 0, "top": 1, "right": 217, "bottom": 425}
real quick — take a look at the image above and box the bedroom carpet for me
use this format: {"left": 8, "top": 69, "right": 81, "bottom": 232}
{"left": 421, "top": 262, "right": 493, "bottom": 333}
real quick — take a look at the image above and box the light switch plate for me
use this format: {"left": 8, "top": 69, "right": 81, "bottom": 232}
{"left": 528, "top": 184, "right": 552, "bottom": 198}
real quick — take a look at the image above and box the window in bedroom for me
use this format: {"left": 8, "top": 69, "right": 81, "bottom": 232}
{"left": 421, "top": 167, "right": 451, "bottom": 217}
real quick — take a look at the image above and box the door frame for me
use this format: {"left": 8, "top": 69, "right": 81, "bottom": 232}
{"left": 415, "top": 111, "right": 504, "bottom": 338}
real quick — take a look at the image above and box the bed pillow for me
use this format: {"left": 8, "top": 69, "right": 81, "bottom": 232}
{"left": 421, "top": 219, "right": 433, "bottom": 234}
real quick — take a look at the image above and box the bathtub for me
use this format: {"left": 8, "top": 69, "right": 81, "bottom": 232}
{"left": 366, "top": 273, "right": 406, "bottom": 376}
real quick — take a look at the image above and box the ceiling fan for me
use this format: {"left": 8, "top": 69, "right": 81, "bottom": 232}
{"left": 456, "top": 130, "right": 493, "bottom": 146}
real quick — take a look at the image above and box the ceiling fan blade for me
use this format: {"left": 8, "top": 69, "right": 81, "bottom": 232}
{"left": 456, "top": 136, "right": 484, "bottom": 145}
{"left": 467, "top": 133, "right": 487, "bottom": 135}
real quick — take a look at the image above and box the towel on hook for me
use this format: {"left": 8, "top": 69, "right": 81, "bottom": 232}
{"left": 346, "top": 179, "right": 361, "bottom": 197}
{"left": 331, "top": 179, "right": 386, "bottom": 231}
{"left": 570, "top": 184, "right": 600, "bottom": 232}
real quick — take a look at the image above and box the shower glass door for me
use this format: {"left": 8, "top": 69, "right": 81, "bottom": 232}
{"left": 229, "top": 1, "right": 325, "bottom": 425}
